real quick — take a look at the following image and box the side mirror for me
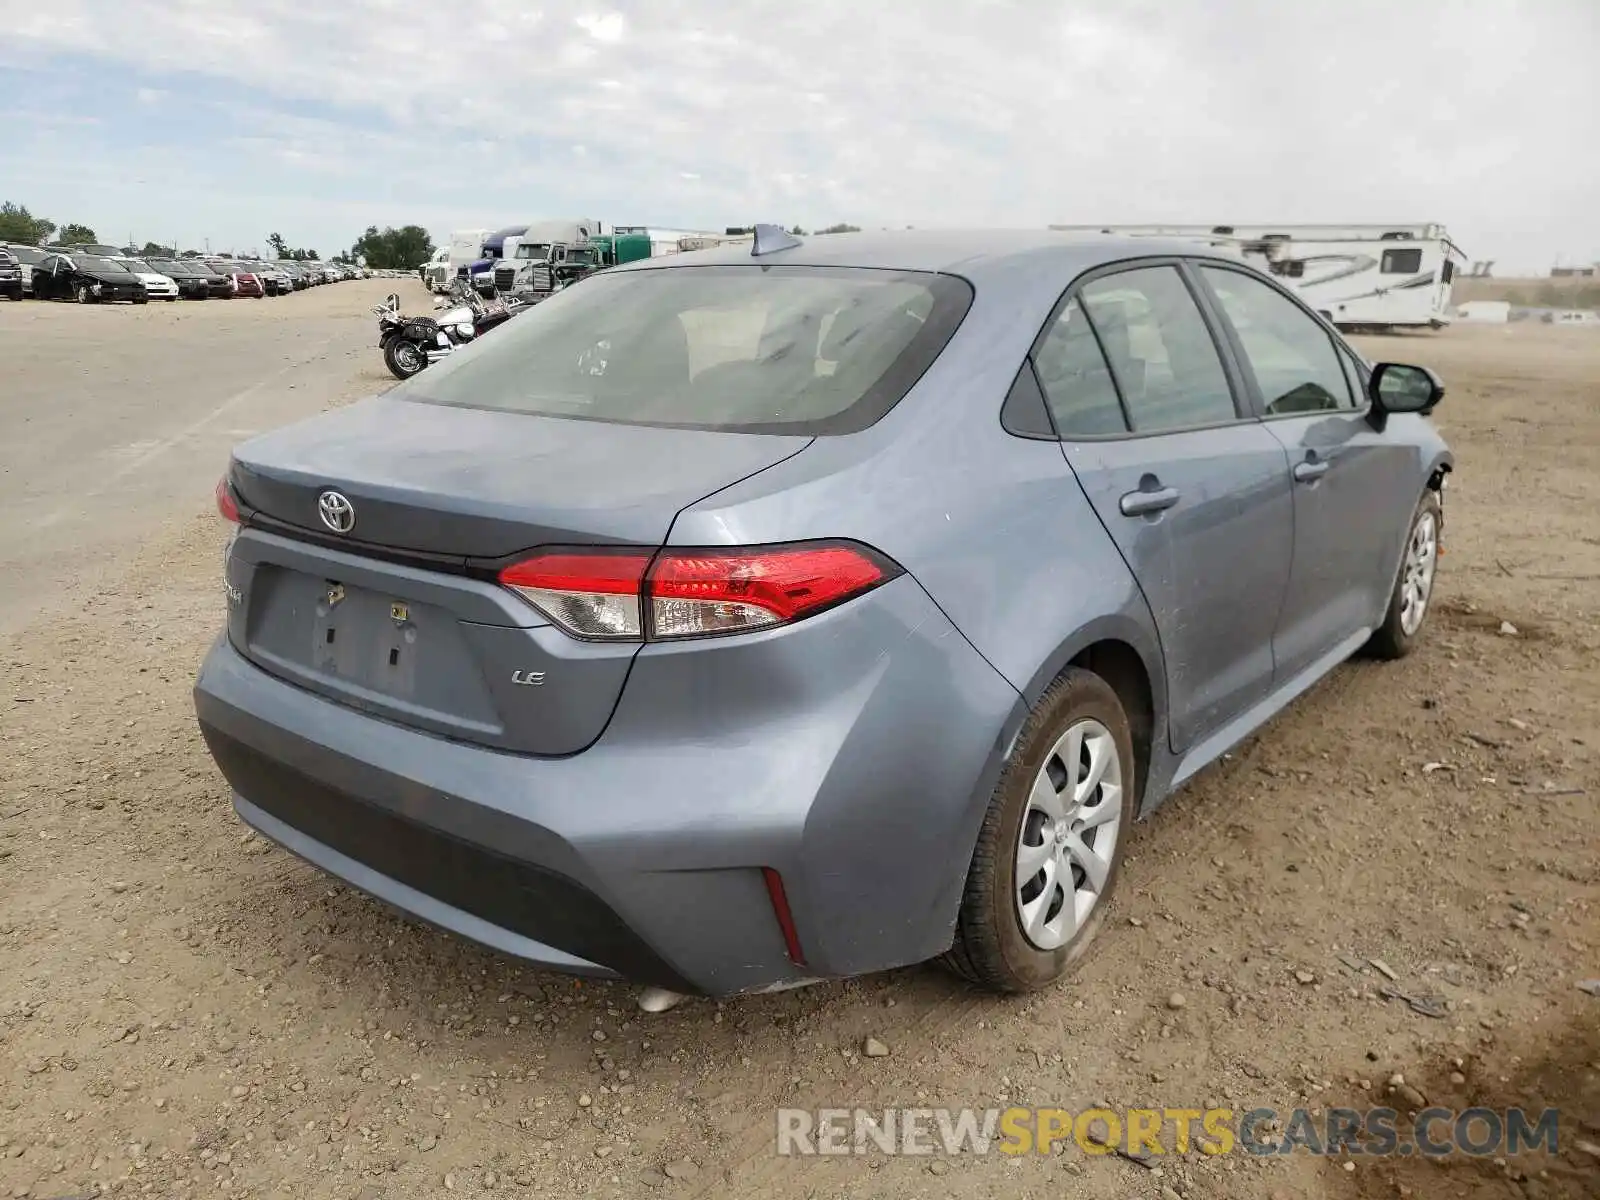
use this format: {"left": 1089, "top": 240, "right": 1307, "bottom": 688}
{"left": 1368, "top": 362, "right": 1443, "bottom": 423}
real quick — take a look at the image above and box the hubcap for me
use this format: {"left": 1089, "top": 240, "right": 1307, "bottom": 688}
{"left": 395, "top": 344, "right": 424, "bottom": 373}
{"left": 1399, "top": 510, "right": 1438, "bottom": 636}
{"left": 1014, "top": 718, "right": 1124, "bottom": 951}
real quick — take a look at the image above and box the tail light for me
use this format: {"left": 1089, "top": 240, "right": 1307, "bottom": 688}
{"left": 498, "top": 541, "right": 900, "bottom": 642}
{"left": 215, "top": 476, "right": 240, "bottom": 523}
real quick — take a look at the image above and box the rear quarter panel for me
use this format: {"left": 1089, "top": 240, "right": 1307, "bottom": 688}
{"left": 670, "top": 279, "right": 1170, "bottom": 888}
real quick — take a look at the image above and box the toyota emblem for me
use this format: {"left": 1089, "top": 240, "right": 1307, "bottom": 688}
{"left": 317, "top": 490, "right": 356, "bottom": 534}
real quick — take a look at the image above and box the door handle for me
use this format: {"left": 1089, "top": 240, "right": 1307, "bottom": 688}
{"left": 1119, "top": 486, "right": 1180, "bottom": 517}
{"left": 1292, "top": 459, "right": 1329, "bottom": 483}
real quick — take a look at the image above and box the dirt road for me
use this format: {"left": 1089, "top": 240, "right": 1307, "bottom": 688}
{"left": 0, "top": 284, "right": 395, "bottom": 636}
{"left": 1, "top": 291, "right": 1596, "bottom": 1200}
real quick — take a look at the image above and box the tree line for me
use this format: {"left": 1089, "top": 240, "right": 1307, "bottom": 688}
{"left": 0, "top": 201, "right": 98, "bottom": 246}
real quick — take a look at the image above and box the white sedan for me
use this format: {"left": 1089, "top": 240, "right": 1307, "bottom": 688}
{"left": 116, "top": 258, "right": 180, "bottom": 301}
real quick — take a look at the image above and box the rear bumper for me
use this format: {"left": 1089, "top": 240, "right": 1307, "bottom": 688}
{"left": 193, "top": 577, "right": 1021, "bottom": 995}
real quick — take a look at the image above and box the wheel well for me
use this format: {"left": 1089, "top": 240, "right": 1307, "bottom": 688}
{"left": 1427, "top": 462, "right": 1451, "bottom": 493}
{"left": 1070, "top": 640, "right": 1154, "bottom": 808}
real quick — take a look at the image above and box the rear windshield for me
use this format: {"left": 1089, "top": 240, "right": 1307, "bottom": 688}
{"left": 401, "top": 265, "right": 973, "bottom": 435}
{"left": 78, "top": 257, "right": 128, "bottom": 273}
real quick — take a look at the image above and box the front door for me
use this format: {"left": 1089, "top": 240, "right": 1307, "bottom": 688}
{"left": 1195, "top": 263, "right": 1420, "bottom": 682}
{"left": 1034, "top": 263, "right": 1294, "bottom": 754}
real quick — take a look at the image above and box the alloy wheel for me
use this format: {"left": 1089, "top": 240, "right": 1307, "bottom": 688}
{"left": 393, "top": 343, "right": 425, "bottom": 375}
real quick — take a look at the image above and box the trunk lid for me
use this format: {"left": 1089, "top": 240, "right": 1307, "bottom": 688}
{"left": 230, "top": 396, "right": 809, "bottom": 557}
{"left": 225, "top": 396, "right": 810, "bottom": 755}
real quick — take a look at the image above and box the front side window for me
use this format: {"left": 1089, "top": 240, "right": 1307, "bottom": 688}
{"left": 403, "top": 265, "right": 973, "bottom": 435}
{"left": 1032, "top": 298, "right": 1127, "bottom": 436}
{"left": 1200, "top": 266, "right": 1354, "bottom": 415}
{"left": 1381, "top": 247, "right": 1423, "bottom": 274}
{"left": 1078, "top": 266, "right": 1237, "bottom": 433}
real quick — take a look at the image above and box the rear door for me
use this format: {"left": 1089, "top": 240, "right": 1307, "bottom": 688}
{"left": 37, "top": 255, "right": 65, "bottom": 299}
{"left": 1193, "top": 263, "right": 1420, "bottom": 679}
{"left": 1037, "top": 262, "right": 1294, "bottom": 754}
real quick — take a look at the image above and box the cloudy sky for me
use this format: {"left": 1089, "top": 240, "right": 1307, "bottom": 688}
{"left": 0, "top": 0, "right": 1594, "bottom": 270}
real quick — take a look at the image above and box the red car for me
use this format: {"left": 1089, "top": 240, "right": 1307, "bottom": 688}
{"left": 214, "top": 265, "right": 264, "bottom": 298}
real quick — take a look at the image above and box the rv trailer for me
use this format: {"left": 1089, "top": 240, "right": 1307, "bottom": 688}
{"left": 1048, "top": 223, "right": 1466, "bottom": 332}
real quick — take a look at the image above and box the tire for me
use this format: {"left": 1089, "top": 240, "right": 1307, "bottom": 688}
{"left": 76, "top": 284, "right": 93, "bottom": 304}
{"left": 134, "top": 296, "right": 149, "bottom": 305}
{"left": 943, "top": 667, "right": 1137, "bottom": 992}
{"left": 1365, "top": 491, "right": 1442, "bottom": 660}
{"left": 384, "top": 337, "right": 428, "bottom": 380}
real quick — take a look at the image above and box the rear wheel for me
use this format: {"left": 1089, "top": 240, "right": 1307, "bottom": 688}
{"left": 943, "top": 668, "right": 1136, "bottom": 992}
{"left": 1366, "top": 491, "right": 1441, "bottom": 660}
{"left": 384, "top": 337, "right": 428, "bottom": 380}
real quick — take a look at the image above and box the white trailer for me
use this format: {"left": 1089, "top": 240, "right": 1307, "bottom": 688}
{"left": 446, "top": 229, "right": 493, "bottom": 278}
{"left": 676, "top": 231, "right": 754, "bottom": 253}
{"left": 1048, "top": 223, "right": 1466, "bottom": 332}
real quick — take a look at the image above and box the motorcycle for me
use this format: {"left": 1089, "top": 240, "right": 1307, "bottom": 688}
{"left": 374, "top": 287, "right": 524, "bottom": 380}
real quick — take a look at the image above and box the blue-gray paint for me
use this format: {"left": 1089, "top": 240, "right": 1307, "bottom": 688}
{"left": 195, "top": 229, "right": 1452, "bottom": 995}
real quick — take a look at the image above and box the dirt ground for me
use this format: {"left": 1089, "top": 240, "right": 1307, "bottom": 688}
{"left": 1, "top": 289, "right": 1596, "bottom": 1200}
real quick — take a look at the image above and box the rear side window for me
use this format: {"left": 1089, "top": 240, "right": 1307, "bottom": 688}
{"left": 1199, "top": 266, "right": 1354, "bottom": 415}
{"left": 1079, "top": 267, "right": 1237, "bottom": 433}
{"left": 1033, "top": 298, "right": 1127, "bottom": 436}
{"left": 403, "top": 265, "right": 972, "bottom": 435}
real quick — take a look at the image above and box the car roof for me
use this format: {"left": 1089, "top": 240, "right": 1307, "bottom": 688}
{"left": 614, "top": 228, "right": 1240, "bottom": 281}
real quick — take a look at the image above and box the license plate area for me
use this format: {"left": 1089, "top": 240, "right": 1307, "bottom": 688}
{"left": 312, "top": 583, "right": 421, "bottom": 697}
{"left": 243, "top": 566, "right": 501, "bottom": 735}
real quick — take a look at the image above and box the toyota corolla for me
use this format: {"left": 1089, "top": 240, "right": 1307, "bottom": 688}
{"left": 195, "top": 227, "right": 1452, "bottom": 1001}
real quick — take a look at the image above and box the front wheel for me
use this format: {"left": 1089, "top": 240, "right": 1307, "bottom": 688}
{"left": 943, "top": 667, "right": 1136, "bottom": 992}
{"left": 1365, "top": 491, "right": 1442, "bottom": 660}
{"left": 76, "top": 284, "right": 93, "bottom": 304}
{"left": 384, "top": 337, "right": 428, "bottom": 380}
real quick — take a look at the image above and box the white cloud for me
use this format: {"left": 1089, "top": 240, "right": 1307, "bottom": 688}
{"left": 574, "top": 12, "right": 627, "bottom": 43}
{"left": 0, "top": 0, "right": 1594, "bottom": 268}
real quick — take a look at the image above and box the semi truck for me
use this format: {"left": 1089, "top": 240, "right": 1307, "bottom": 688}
{"left": 492, "top": 218, "right": 602, "bottom": 294}
{"left": 520, "top": 231, "right": 655, "bottom": 296}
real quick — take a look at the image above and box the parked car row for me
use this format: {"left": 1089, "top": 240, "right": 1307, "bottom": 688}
{"left": 0, "top": 245, "right": 371, "bottom": 304}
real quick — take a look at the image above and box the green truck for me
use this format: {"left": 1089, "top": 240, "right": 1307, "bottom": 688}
{"left": 539, "top": 231, "right": 653, "bottom": 292}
